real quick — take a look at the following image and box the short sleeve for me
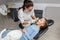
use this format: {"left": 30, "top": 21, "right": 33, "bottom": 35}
{"left": 18, "top": 9, "right": 24, "bottom": 22}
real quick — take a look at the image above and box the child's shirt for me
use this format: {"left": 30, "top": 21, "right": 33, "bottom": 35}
{"left": 1, "top": 24, "right": 40, "bottom": 40}
{"left": 20, "top": 24, "right": 40, "bottom": 40}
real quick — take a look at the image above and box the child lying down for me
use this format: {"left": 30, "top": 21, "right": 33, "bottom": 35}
{"left": 0, "top": 18, "right": 48, "bottom": 40}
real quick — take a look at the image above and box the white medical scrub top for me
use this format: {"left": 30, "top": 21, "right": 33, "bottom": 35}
{"left": 18, "top": 8, "right": 35, "bottom": 27}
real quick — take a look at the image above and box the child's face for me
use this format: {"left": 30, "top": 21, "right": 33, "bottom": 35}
{"left": 36, "top": 18, "right": 45, "bottom": 26}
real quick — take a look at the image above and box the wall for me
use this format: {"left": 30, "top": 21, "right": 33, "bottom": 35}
{"left": 33, "top": 0, "right": 60, "bottom": 4}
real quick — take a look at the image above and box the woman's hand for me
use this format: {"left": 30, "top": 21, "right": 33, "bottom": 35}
{"left": 22, "top": 21, "right": 29, "bottom": 25}
{"left": 31, "top": 16, "right": 36, "bottom": 19}
{"left": 35, "top": 17, "right": 39, "bottom": 21}
{"left": 31, "top": 17, "right": 39, "bottom": 23}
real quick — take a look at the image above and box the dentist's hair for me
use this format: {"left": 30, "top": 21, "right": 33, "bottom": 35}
{"left": 19, "top": 0, "right": 33, "bottom": 11}
{"left": 22, "top": 0, "right": 33, "bottom": 11}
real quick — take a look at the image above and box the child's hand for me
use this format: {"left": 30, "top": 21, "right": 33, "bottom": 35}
{"left": 22, "top": 28, "right": 26, "bottom": 33}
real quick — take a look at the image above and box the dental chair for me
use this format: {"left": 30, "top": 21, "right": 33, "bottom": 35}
{"left": 34, "top": 19, "right": 54, "bottom": 39}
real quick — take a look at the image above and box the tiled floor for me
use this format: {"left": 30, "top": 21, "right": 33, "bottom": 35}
{"left": 0, "top": 14, "right": 20, "bottom": 31}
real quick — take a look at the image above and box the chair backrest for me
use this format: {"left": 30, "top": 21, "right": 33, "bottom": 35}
{"left": 34, "top": 10, "right": 43, "bottom": 18}
{"left": 9, "top": 8, "right": 19, "bottom": 22}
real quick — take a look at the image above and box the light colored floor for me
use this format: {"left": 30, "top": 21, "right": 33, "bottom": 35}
{"left": 0, "top": 14, "right": 20, "bottom": 31}
{"left": 0, "top": 13, "right": 60, "bottom": 40}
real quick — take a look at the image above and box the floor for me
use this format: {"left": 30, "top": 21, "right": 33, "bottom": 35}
{"left": 0, "top": 14, "right": 20, "bottom": 31}
{"left": 0, "top": 14, "right": 60, "bottom": 40}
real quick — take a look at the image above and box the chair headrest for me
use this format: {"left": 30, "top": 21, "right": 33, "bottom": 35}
{"left": 47, "top": 19, "right": 54, "bottom": 26}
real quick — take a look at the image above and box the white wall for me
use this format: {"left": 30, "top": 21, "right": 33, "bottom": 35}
{"left": 33, "top": 0, "right": 60, "bottom": 4}
{"left": 0, "top": 0, "right": 60, "bottom": 4}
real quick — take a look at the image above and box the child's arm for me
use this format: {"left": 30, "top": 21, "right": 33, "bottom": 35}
{"left": 22, "top": 28, "right": 26, "bottom": 33}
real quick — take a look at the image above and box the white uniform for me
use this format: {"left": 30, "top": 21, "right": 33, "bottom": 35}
{"left": 18, "top": 8, "right": 35, "bottom": 27}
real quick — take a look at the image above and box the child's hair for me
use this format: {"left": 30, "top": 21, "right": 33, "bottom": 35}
{"left": 40, "top": 18, "right": 48, "bottom": 29}
{"left": 22, "top": 1, "right": 33, "bottom": 10}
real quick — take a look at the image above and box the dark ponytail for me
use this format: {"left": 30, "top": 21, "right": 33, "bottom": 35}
{"left": 19, "top": 0, "right": 33, "bottom": 11}
{"left": 24, "top": 0, "right": 31, "bottom": 3}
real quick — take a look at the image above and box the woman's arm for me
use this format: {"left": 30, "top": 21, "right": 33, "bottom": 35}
{"left": 31, "top": 16, "right": 36, "bottom": 19}
{"left": 31, "top": 8, "right": 36, "bottom": 19}
{"left": 18, "top": 10, "right": 29, "bottom": 25}
{"left": 21, "top": 21, "right": 29, "bottom": 25}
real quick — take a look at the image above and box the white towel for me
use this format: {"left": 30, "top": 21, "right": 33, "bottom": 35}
{"left": 0, "top": 29, "right": 22, "bottom": 40}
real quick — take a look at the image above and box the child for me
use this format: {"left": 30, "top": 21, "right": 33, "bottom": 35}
{"left": 0, "top": 18, "right": 48, "bottom": 40}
